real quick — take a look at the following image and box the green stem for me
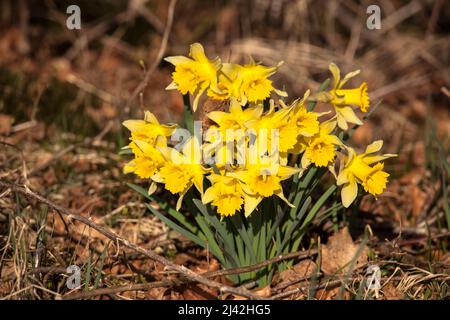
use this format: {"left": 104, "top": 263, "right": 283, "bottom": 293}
{"left": 183, "top": 94, "right": 194, "bottom": 134}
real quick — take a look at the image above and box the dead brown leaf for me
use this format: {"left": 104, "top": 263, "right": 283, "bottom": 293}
{"left": 382, "top": 282, "right": 403, "bottom": 300}
{"left": 0, "top": 114, "right": 13, "bottom": 135}
{"left": 321, "top": 227, "right": 368, "bottom": 275}
{"left": 181, "top": 284, "right": 218, "bottom": 300}
{"left": 278, "top": 259, "right": 317, "bottom": 291}
{"left": 252, "top": 285, "right": 271, "bottom": 298}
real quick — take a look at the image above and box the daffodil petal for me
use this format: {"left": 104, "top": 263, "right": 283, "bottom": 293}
{"left": 207, "top": 111, "right": 229, "bottom": 127}
{"left": 123, "top": 160, "right": 136, "bottom": 174}
{"left": 189, "top": 43, "right": 206, "bottom": 61}
{"left": 329, "top": 63, "right": 341, "bottom": 89}
{"left": 341, "top": 178, "right": 358, "bottom": 208}
{"left": 143, "top": 111, "right": 159, "bottom": 124}
{"left": 321, "top": 119, "right": 337, "bottom": 134}
{"left": 275, "top": 190, "right": 294, "bottom": 208}
{"left": 193, "top": 172, "right": 204, "bottom": 195}
{"left": 336, "top": 113, "right": 349, "bottom": 130}
{"left": 122, "top": 119, "right": 146, "bottom": 132}
{"left": 151, "top": 172, "right": 164, "bottom": 183}
{"left": 277, "top": 166, "right": 302, "bottom": 181}
{"left": 202, "top": 186, "right": 215, "bottom": 204}
{"left": 192, "top": 85, "right": 207, "bottom": 112}
{"left": 301, "top": 153, "right": 311, "bottom": 169}
{"left": 340, "top": 70, "right": 361, "bottom": 87}
{"left": 164, "top": 56, "right": 193, "bottom": 65}
{"left": 243, "top": 193, "right": 263, "bottom": 217}
{"left": 165, "top": 81, "right": 178, "bottom": 90}
{"left": 364, "top": 140, "right": 383, "bottom": 154}
{"left": 363, "top": 154, "right": 397, "bottom": 165}
{"left": 336, "top": 170, "right": 349, "bottom": 186}
{"left": 338, "top": 106, "right": 363, "bottom": 125}
{"left": 148, "top": 182, "right": 158, "bottom": 196}
{"left": 176, "top": 192, "right": 186, "bottom": 211}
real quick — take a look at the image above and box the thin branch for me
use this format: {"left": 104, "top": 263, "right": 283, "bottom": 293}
{"left": 62, "top": 280, "right": 175, "bottom": 300}
{"left": 202, "top": 249, "right": 317, "bottom": 278}
{"left": 124, "top": 0, "right": 177, "bottom": 112}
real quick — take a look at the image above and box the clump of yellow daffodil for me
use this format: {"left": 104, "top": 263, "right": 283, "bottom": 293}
{"left": 124, "top": 43, "right": 395, "bottom": 220}
{"left": 122, "top": 43, "right": 397, "bottom": 287}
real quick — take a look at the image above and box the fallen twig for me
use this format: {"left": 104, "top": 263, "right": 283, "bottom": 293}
{"left": 124, "top": 0, "right": 177, "bottom": 112}
{"left": 202, "top": 249, "right": 317, "bottom": 279}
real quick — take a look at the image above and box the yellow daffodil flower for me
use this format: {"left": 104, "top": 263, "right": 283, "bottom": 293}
{"left": 122, "top": 110, "right": 175, "bottom": 152}
{"left": 231, "top": 156, "right": 300, "bottom": 216}
{"left": 244, "top": 100, "right": 291, "bottom": 155}
{"left": 314, "top": 63, "right": 370, "bottom": 130}
{"left": 301, "top": 119, "right": 342, "bottom": 168}
{"left": 165, "top": 43, "right": 221, "bottom": 112}
{"left": 329, "top": 62, "right": 369, "bottom": 129}
{"left": 238, "top": 61, "right": 287, "bottom": 104}
{"left": 278, "top": 91, "right": 327, "bottom": 154}
{"left": 207, "top": 63, "right": 242, "bottom": 102}
{"left": 202, "top": 174, "right": 244, "bottom": 217}
{"left": 157, "top": 137, "right": 208, "bottom": 210}
{"left": 208, "top": 61, "right": 286, "bottom": 105}
{"left": 337, "top": 140, "right": 397, "bottom": 207}
{"left": 203, "top": 100, "right": 264, "bottom": 166}
{"left": 122, "top": 111, "right": 176, "bottom": 194}
{"left": 124, "top": 140, "right": 165, "bottom": 179}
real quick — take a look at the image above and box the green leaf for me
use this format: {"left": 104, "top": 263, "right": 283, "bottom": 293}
{"left": 145, "top": 203, "right": 205, "bottom": 249}
{"left": 289, "top": 167, "right": 318, "bottom": 220}
{"left": 299, "top": 185, "right": 337, "bottom": 230}
{"left": 184, "top": 196, "right": 225, "bottom": 264}
{"left": 183, "top": 94, "right": 194, "bottom": 134}
{"left": 231, "top": 214, "right": 257, "bottom": 263}
{"left": 128, "top": 183, "right": 198, "bottom": 234}
{"left": 191, "top": 199, "right": 239, "bottom": 266}
{"left": 267, "top": 198, "right": 284, "bottom": 244}
{"left": 192, "top": 213, "right": 225, "bottom": 264}
{"left": 84, "top": 256, "right": 92, "bottom": 290}
{"left": 279, "top": 196, "right": 312, "bottom": 252}
{"left": 94, "top": 243, "right": 109, "bottom": 289}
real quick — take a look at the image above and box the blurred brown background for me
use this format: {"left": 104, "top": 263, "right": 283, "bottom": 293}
{"left": 1, "top": 0, "right": 448, "bottom": 133}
